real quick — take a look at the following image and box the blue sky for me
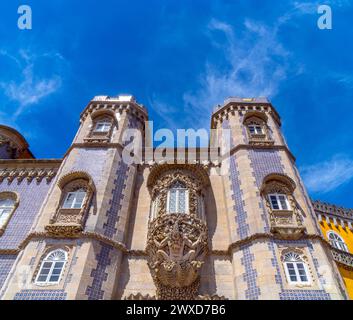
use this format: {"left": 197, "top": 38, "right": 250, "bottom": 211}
{"left": 0, "top": 0, "right": 353, "bottom": 207}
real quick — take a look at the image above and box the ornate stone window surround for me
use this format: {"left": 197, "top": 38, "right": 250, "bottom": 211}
{"left": 278, "top": 247, "right": 315, "bottom": 289}
{"left": 146, "top": 165, "right": 209, "bottom": 299}
{"left": 149, "top": 170, "right": 203, "bottom": 220}
{"left": 85, "top": 109, "right": 118, "bottom": 143}
{"left": 261, "top": 174, "right": 305, "bottom": 239}
{"left": 243, "top": 111, "right": 273, "bottom": 146}
{"left": 0, "top": 191, "right": 19, "bottom": 236}
{"left": 46, "top": 171, "right": 95, "bottom": 237}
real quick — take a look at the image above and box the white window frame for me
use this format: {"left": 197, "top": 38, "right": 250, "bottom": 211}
{"left": 0, "top": 199, "right": 15, "bottom": 229}
{"left": 327, "top": 231, "right": 348, "bottom": 252}
{"left": 283, "top": 253, "right": 310, "bottom": 285}
{"left": 248, "top": 124, "right": 264, "bottom": 135}
{"left": 35, "top": 249, "right": 67, "bottom": 285}
{"left": 94, "top": 120, "right": 112, "bottom": 133}
{"left": 268, "top": 193, "right": 291, "bottom": 211}
{"left": 166, "top": 186, "right": 189, "bottom": 214}
{"left": 62, "top": 189, "right": 86, "bottom": 209}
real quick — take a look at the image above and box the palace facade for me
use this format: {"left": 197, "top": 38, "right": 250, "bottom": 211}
{"left": 0, "top": 95, "right": 352, "bottom": 300}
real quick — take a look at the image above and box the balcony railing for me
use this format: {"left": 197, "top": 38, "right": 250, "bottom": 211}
{"left": 332, "top": 249, "right": 353, "bottom": 268}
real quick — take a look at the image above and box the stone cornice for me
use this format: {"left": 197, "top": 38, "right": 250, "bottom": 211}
{"left": 224, "top": 144, "right": 296, "bottom": 163}
{"left": 2, "top": 231, "right": 352, "bottom": 270}
{"left": 63, "top": 143, "right": 124, "bottom": 158}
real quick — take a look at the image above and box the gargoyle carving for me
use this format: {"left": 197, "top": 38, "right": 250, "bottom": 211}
{"left": 147, "top": 213, "right": 208, "bottom": 300}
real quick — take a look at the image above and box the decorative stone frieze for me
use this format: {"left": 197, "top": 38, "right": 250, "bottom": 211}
{"left": 0, "top": 167, "right": 58, "bottom": 183}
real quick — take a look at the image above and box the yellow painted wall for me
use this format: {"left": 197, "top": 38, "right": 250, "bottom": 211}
{"left": 338, "top": 265, "right": 353, "bottom": 300}
{"left": 319, "top": 217, "right": 353, "bottom": 299}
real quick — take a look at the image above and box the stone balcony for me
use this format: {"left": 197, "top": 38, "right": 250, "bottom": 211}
{"left": 332, "top": 249, "right": 353, "bottom": 268}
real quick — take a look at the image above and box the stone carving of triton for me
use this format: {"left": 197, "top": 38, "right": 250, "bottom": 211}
{"left": 146, "top": 213, "right": 208, "bottom": 300}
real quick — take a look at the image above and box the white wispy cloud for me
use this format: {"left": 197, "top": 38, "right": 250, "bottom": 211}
{"left": 0, "top": 49, "right": 63, "bottom": 117}
{"left": 182, "top": 18, "right": 290, "bottom": 127}
{"left": 300, "top": 154, "right": 353, "bottom": 194}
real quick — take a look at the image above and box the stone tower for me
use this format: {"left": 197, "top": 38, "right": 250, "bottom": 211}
{"left": 1, "top": 95, "right": 147, "bottom": 300}
{"left": 208, "top": 97, "right": 347, "bottom": 299}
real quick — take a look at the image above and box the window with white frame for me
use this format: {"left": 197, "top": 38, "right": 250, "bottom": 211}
{"left": 62, "top": 188, "right": 86, "bottom": 209}
{"left": 327, "top": 231, "right": 348, "bottom": 252}
{"left": 268, "top": 193, "right": 290, "bottom": 211}
{"left": 0, "top": 198, "right": 15, "bottom": 229}
{"left": 94, "top": 120, "right": 112, "bottom": 133}
{"left": 283, "top": 252, "right": 310, "bottom": 284}
{"left": 248, "top": 123, "right": 264, "bottom": 135}
{"left": 35, "top": 249, "right": 67, "bottom": 285}
{"left": 167, "top": 181, "right": 188, "bottom": 214}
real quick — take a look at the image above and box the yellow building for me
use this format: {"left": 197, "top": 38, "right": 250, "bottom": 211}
{"left": 313, "top": 201, "right": 353, "bottom": 299}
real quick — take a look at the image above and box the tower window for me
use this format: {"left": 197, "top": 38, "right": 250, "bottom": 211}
{"left": 283, "top": 252, "right": 310, "bottom": 284}
{"left": 62, "top": 188, "right": 86, "bottom": 209}
{"left": 94, "top": 120, "right": 112, "bottom": 133}
{"left": 268, "top": 193, "right": 290, "bottom": 211}
{"left": 248, "top": 124, "right": 263, "bottom": 135}
{"left": 35, "top": 249, "right": 67, "bottom": 285}
{"left": 327, "top": 231, "right": 348, "bottom": 252}
{"left": 167, "top": 181, "right": 188, "bottom": 214}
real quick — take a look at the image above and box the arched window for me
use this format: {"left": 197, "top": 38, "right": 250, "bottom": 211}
{"left": 0, "top": 198, "right": 15, "bottom": 228}
{"left": 327, "top": 231, "right": 348, "bottom": 252}
{"left": 167, "top": 181, "right": 188, "bottom": 214}
{"left": 0, "top": 192, "right": 18, "bottom": 235}
{"left": 35, "top": 249, "right": 67, "bottom": 285}
{"left": 62, "top": 188, "right": 87, "bottom": 209}
{"left": 283, "top": 252, "right": 310, "bottom": 284}
{"left": 268, "top": 193, "right": 291, "bottom": 211}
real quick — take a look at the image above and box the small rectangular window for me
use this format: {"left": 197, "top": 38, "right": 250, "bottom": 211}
{"left": 94, "top": 121, "right": 111, "bottom": 133}
{"left": 268, "top": 194, "right": 290, "bottom": 211}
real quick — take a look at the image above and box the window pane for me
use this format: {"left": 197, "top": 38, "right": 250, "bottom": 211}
{"left": 178, "top": 190, "right": 186, "bottom": 213}
{"left": 42, "top": 262, "right": 52, "bottom": 268}
{"left": 49, "top": 275, "right": 59, "bottom": 282}
{"left": 269, "top": 195, "right": 279, "bottom": 210}
{"left": 249, "top": 126, "right": 255, "bottom": 134}
{"left": 73, "top": 192, "right": 86, "bottom": 208}
{"left": 278, "top": 195, "right": 288, "bottom": 210}
{"left": 255, "top": 126, "right": 263, "bottom": 134}
{"left": 63, "top": 193, "right": 75, "bottom": 208}
{"left": 37, "top": 275, "right": 48, "bottom": 282}
{"left": 54, "top": 261, "right": 64, "bottom": 268}
{"left": 39, "top": 268, "right": 51, "bottom": 276}
{"left": 168, "top": 190, "right": 177, "bottom": 213}
{"left": 297, "top": 264, "right": 308, "bottom": 282}
{"left": 52, "top": 268, "right": 62, "bottom": 275}
{"left": 0, "top": 208, "right": 11, "bottom": 226}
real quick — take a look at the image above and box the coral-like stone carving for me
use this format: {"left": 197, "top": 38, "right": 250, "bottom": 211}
{"left": 147, "top": 213, "right": 208, "bottom": 300}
